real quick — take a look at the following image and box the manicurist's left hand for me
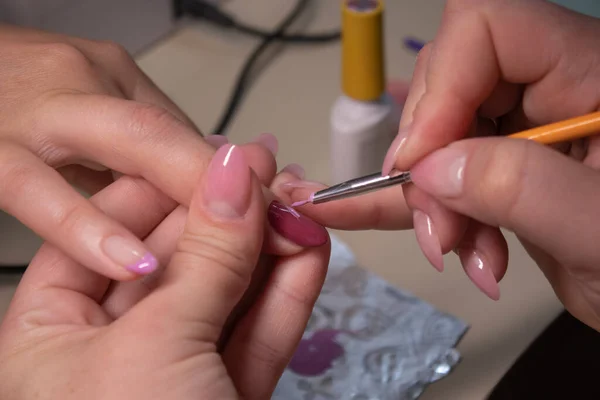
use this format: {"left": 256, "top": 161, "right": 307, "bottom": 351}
{"left": 0, "top": 144, "right": 330, "bottom": 400}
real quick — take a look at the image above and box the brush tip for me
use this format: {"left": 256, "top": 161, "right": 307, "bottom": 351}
{"left": 291, "top": 200, "right": 308, "bottom": 207}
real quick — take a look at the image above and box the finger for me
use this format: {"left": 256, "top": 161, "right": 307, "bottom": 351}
{"left": 222, "top": 244, "right": 330, "bottom": 399}
{"left": 384, "top": 0, "right": 600, "bottom": 172}
{"left": 105, "top": 163, "right": 316, "bottom": 317}
{"left": 399, "top": 43, "right": 431, "bottom": 129}
{"left": 0, "top": 143, "right": 164, "bottom": 280}
{"left": 382, "top": 43, "right": 430, "bottom": 174}
{"left": 455, "top": 221, "right": 508, "bottom": 301}
{"left": 102, "top": 205, "right": 188, "bottom": 318}
{"left": 133, "top": 144, "right": 265, "bottom": 343}
{"left": 403, "top": 183, "right": 468, "bottom": 271}
{"left": 57, "top": 165, "right": 114, "bottom": 195}
{"left": 410, "top": 137, "right": 600, "bottom": 270}
{"left": 70, "top": 37, "right": 199, "bottom": 129}
{"left": 6, "top": 176, "right": 176, "bottom": 325}
{"left": 41, "top": 94, "right": 280, "bottom": 206}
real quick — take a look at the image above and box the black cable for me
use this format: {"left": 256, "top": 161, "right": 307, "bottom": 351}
{"left": 208, "top": 0, "right": 320, "bottom": 136}
{"left": 233, "top": 23, "right": 340, "bottom": 43}
{"left": 0, "top": 265, "right": 28, "bottom": 274}
{"left": 180, "top": 0, "right": 340, "bottom": 43}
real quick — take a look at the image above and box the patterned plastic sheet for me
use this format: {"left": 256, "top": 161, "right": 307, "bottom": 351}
{"left": 273, "top": 234, "right": 468, "bottom": 399}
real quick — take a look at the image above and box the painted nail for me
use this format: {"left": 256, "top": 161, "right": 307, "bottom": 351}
{"left": 268, "top": 201, "right": 328, "bottom": 247}
{"left": 413, "top": 210, "right": 443, "bottom": 272}
{"left": 457, "top": 248, "right": 500, "bottom": 300}
{"left": 282, "top": 163, "right": 305, "bottom": 180}
{"left": 204, "top": 134, "right": 229, "bottom": 149}
{"left": 254, "top": 133, "right": 278, "bottom": 156}
{"left": 203, "top": 144, "right": 251, "bottom": 219}
{"left": 382, "top": 127, "right": 409, "bottom": 175}
{"left": 102, "top": 236, "right": 158, "bottom": 275}
{"left": 410, "top": 147, "right": 467, "bottom": 197}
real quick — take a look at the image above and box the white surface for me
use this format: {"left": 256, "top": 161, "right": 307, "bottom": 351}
{"left": 0, "top": 1, "right": 564, "bottom": 399}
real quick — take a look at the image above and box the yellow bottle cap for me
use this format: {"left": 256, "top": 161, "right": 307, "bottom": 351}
{"left": 341, "top": 0, "right": 385, "bottom": 101}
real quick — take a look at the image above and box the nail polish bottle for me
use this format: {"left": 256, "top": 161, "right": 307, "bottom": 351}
{"left": 330, "top": 0, "right": 401, "bottom": 183}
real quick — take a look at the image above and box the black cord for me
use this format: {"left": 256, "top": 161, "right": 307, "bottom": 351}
{"left": 209, "top": 0, "right": 322, "bottom": 136}
{"left": 0, "top": 265, "right": 28, "bottom": 274}
{"left": 233, "top": 23, "right": 340, "bottom": 43}
{"left": 180, "top": 0, "right": 340, "bottom": 43}
{"left": 180, "top": 0, "right": 341, "bottom": 135}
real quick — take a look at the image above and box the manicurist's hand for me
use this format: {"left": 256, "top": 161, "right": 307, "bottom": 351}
{"left": 0, "top": 24, "right": 321, "bottom": 280}
{"left": 276, "top": 0, "right": 600, "bottom": 302}
{"left": 0, "top": 144, "right": 330, "bottom": 400}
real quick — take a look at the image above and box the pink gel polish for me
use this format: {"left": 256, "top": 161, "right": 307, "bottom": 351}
{"left": 268, "top": 201, "right": 328, "bottom": 247}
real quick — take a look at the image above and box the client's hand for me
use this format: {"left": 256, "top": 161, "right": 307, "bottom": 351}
{"left": 0, "top": 144, "right": 330, "bottom": 400}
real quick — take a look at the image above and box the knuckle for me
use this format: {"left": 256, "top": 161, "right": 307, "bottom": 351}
{"left": 37, "top": 42, "right": 90, "bottom": 71}
{"left": 475, "top": 140, "right": 530, "bottom": 225}
{"left": 176, "top": 230, "right": 254, "bottom": 285}
{"left": 127, "top": 103, "right": 180, "bottom": 142}
{"left": 52, "top": 201, "right": 89, "bottom": 234}
{"left": 96, "top": 40, "right": 131, "bottom": 61}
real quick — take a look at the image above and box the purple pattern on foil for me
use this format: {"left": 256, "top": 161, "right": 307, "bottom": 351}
{"left": 289, "top": 330, "right": 346, "bottom": 377}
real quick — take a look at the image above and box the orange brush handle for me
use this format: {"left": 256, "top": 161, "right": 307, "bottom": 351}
{"left": 508, "top": 111, "right": 600, "bottom": 144}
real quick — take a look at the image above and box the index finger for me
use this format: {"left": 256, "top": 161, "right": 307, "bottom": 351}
{"left": 388, "top": 0, "right": 595, "bottom": 171}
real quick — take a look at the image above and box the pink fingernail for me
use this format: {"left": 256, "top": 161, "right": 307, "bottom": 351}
{"left": 203, "top": 144, "right": 251, "bottom": 219}
{"left": 282, "top": 163, "right": 305, "bottom": 180}
{"left": 102, "top": 236, "right": 158, "bottom": 275}
{"left": 254, "top": 133, "right": 279, "bottom": 156}
{"left": 413, "top": 210, "right": 443, "bottom": 272}
{"left": 457, "top": 248, "right": 500, "bottom": 300}
{"left": 410, "top": 147, "right": 467, "bottom": 197}
{"left": 382, "top": 128, "right": 409, "bottom": 175}
{"left": 268, "top": 201, "right": 328, "bottom": 247}
{"left": 204, "top": 135, "right": 229, "bottom": 149}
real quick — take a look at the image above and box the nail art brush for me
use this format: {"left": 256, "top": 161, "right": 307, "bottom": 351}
{"left": 292, "top": 110, "right": 600, "bottom": 206}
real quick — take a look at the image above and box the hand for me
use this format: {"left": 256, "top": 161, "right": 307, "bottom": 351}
{"left": 0, "top": 24, "right": 316, "bottom": 280}
{"left": 0, "top": 144, "right": 330, "bottom": 399}
{"left": 277, "top": 0, "right": 600, "bottom": 301}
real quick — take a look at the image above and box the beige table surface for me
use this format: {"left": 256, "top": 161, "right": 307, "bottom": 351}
{"left": 0, "top": 1, "right": 563, "bottom": 398}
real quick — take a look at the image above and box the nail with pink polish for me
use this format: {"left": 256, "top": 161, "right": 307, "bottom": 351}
{"left": 410, "top": 147, "right": 467, "bottom": 197}
{"left": 412, "top": 210, "right": 444, "bottom": 272}
{"left": 282, "top": 163, "right": 305, "bottom": 180}
{"left": 457, "top": 248, "right": 500, "bottom": 300}
{"left": 268, "top": 201, "right": 328, "bottom": 247}
{"left": 102, "top": 236, "right": 158, "bottom": 275}
{"left": 204, "top": 135, "right": 229, "bottom": 149}
{"left": 382, "top": 127, "right": 409, "bottom": 175}
{"left": 254, "top": 133, "right": 279, "bottom": 156}
{"left": 203, "top": 144, "right": 251, "bottom": 218}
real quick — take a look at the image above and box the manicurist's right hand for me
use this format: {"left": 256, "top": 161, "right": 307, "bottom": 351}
{"left": 276, "top": 0, "right": 600, "bottom": 310}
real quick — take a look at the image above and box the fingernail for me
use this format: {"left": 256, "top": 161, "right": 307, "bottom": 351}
{"left": 281, "top": 180, "right": 326, "bottom": 190}
{"left": 410, "top": 147, "right": 467, "bottom": 197}
{"left": 282, "top": 163, "right": 305, "bottom": 180}
{"left": 203, "top": 144, "right": 251, "bottom": 219}
{"left": 457, "top": 248, "right": 500, "bottom": 300}
{"left": 413, "top": 210, "right": 443, "bottom": 272}
{"left": 254, "top": 133, "right": 278, "bottom": 156}
{"left": 204, "top": 134, "right": 229, "bottom": 149}
{"left": 102, "top": 236, "right": 158, "bottom": 275}
{"left": 268, "top": 201, "right": 328, "bottom": 247}
{"left": 382, "top": 127, "right": 409, "bottom": 175}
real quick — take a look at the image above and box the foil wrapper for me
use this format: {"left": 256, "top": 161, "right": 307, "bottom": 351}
{"left": 273, "top": 234, "right": 468, "bottom": 399}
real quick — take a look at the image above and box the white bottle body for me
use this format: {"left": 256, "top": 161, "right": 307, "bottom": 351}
{"left": 330, "top": 93, "right": 401, "bottom": 183}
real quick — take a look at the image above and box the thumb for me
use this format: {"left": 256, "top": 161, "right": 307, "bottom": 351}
{"left": 143, "top": 143, "right": 265, "bottom": 342}
{"left": 410, "top": 137, "right": 600, "bottom": 269}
